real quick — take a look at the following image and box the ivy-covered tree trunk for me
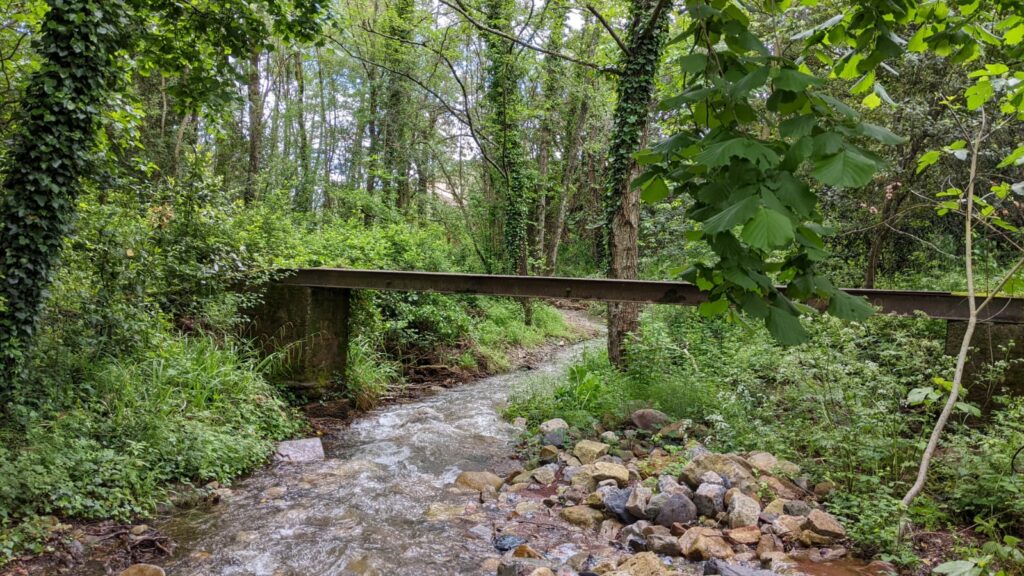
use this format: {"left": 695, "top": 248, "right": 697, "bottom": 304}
{"left": 382, "top": 0, "right": 415, "bottom": 211}
{"left": 0, "top": 0, "right": 134, "bottom": 385}
{"left": 246, "top": 49, "right": 264, "bottom": 203}
{"left": 532, "top": 1, "right": 567, "bottom": 270}
{"left": 483, "top": 0, "right": 532, "bottom": 321}
{"left": 604, "top": 0, "right": 669, "bottom": 366}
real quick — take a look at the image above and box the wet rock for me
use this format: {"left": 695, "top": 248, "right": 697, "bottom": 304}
{"left": 694, "top": 483, "right": 727, "bottom": 517}
{"left": 625, "top": 485, "right": 651, "bottom": 518}
{"left": 805, "top": 509, "right": 846, "bottom": 539}
{"left": 592, "top": 462, "right": 629, "bottom": 486}
{"left": 761, "top": 551, "right": 796, "bottom": 572}
{"left": 539, "top": 418, "right": 569, "bottom": 434}
{"left": 814, "top": 546, "right": 848, "bottom": 562}
{"left": 262, "top": 486, "right": 287, "bottom": 500}
{"left": 574, "top": 440, "right": 610, "bottom": 465}
{"left": 539, "top": 445, "right": 560, "bottom": 462}
{"left": 497, "top": 557, "right": 556, "bottom": 576}
{"left": 654, "top": 493, "right": 697, "bottom": 528}
{"left": 467, "top": 524, "right": 492, "bottom": 541}
{"left": 560, "top": 505, "right": 606, "bottom": 529}
{"left": 631, "top": 409, "right": 672, "bottom": 431}
{"left": 494, "top": 534, "right": 527, "bottom": 551}
{"left": 425, "top": 503, "right": 466, "bottom": 520}
{"left": 613, "top": 551, "right": 670, "bottom": 576}
{"left": 274, "top": 437, "right": 325, "bottom": 463}
{"left": 800, "top": 529, "right": 835, "bottom": 546}
{"left": 728, "top": 493, "right": 761, "bottom": 528}
{"left": 119, "top": 565, "right": 165, "bottom": 576}
{"left": 679, "top": 526, "right": 734, "bottom": 560}
{"left": 456, "top": 470, "right": 504, "bottom": 492}
{"left": 726, "top": 525, "right": 761, "bottom": 545}
{"left": 681, "top": 453, "right": 755, "bottom": 490}
{"left": 704, "top": 558, "right": 777, "bottom": 576}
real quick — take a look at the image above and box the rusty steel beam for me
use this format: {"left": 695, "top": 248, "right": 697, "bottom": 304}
{"left": 278, "top": 268, "right": 1024, "bottom": 323}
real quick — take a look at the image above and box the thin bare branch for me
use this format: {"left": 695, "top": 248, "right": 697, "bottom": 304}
{"left": 585, "top": 4, "right": 628, "bottom": 55}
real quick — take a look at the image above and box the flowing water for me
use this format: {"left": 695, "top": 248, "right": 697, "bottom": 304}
{"left": 159, "top": 337, "right": 602, "bottom": 576}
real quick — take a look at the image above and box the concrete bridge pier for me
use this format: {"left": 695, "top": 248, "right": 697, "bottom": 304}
{"left": 247, "top": 284, "right": 350, "bottom": 397}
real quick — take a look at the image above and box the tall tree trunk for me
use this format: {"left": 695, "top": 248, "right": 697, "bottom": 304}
{"left": 532, "top": 2, "right": 567, "bottom": 271}
{"left": 246, "top": 49, "right": 264, "bottom": 204}
{"left": 294, "top": 51, "right": 312, "bottom": 211}
{"left": 604, "top": 0, "right": 670, "bottom": 366}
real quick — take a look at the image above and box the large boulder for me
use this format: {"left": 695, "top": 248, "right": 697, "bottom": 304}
{"left": 728, "top": 493, "right": 761, "bottom": 528}
{"left": 626, "top": 485, "right": 652, "bottom": 518}
{"left": 574, "top": 440, "right": 610, "bottom": 465}
{"left": 602, "top": 486, "right": 635, "bottom": 523}
{"left": 455, "top": 470, "right": 503, "bottom": 492}
{"left": 631, "top": 409, "right": 672, "bottom": 431}
{"left": 654, "top": 493, "right": 697, "bottom": 528}
{"left": 592, "top": 462, "right": 629, "bottom": 486}
{"left": 680, "top": 453, "right": 756, "bottom": 490}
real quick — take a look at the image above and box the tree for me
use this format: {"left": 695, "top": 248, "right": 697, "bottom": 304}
{"left": 0, "top": 0, "right": 323, "bottom": 386}
{"left": 604, "top": 0, "right": 671, "bottom": 366}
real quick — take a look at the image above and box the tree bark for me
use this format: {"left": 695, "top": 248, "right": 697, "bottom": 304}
{"left": 246, "top": 49, "right": 264, "bottom": 203}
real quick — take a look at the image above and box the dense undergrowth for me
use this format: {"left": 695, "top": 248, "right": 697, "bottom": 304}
{"left": 0, "top": 180, "right": 570, "bottom": 564}
{"left": 506, "top": 306, "right": 1024, "bottom": 570}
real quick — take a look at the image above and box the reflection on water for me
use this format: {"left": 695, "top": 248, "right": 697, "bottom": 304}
{"left": 160, "top": 339, "right": 600, "bottom": 576}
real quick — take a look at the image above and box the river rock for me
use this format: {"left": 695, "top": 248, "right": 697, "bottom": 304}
{"left": 728, "top": 493, "right": 761, "bottom": 528}
{"left": 694, "top": 483, "right": 726, "bottom": 517}
{"left": 705, "top": 558, "right": 778, "bottom": 576}
{"left": 619, "top": 520, "right": 651, "bottom": 551}
{"left": 805, "top": 509, "right": 846, "bottom": 539}
{"left": 262, "top": 486, "right": 287, "bottom": 500}
{"left": 762, "top": 498, "right": 786, "bottom": 517}
{"left": 570, "top": 465, "right": 597, "bottom": 491}
{"left": 644, "top": 492, "right": 670, "bottom": 520}
{"left": 783, "top": 499, "right": 812, "bottom": 517}
{"left": 119, "top": 565, "right": 165, "bottom": 576}
{"left": 757, "top": 533, "right": 783, "bottom": 558}
{"left": 762, "top": 475, "right": 804, "bottom": 500}
{"left": 772, "top": 514, "right": 806, "bottom": 540}
{"left": 681, "top": 453, "right": 755, "bottom": 490}
{"left": 539, "top": 445, "right": 560, "bottom": 462}
{"left": 599, "top": 518, "right": 624, "bottom": 541}
{"left": 612, "top": 551, "right": 670, "bottom": 576}
{"left": 574, "top": 440, "right": 610, "bottom": 464}
{"left": 602, "top": 486, "right": 634, "bottom": 523}
{"left": 543, "top": 429, "right": 568, "bottom": 447}
{"left": 455, "top": 470, "right": 503, "bottom": 492}
{"left": 646, "top": 532, "right": 682, "bottom": 556}
{"left": 801, "top": 529, "right": 836, "bottom": 546}
{"left": 626, "top": 485, "right": 652, "bottom": 518}
{"left": 601, "top": 430, "right": 620, "bottom": 444}
{"left": 592, "top": 461, "right": 629, "bottom": 486}
{"left": 273, "top": 437, "right": 325, "bottom": 463}
{"left": 698, "top": 471, "right": 726, "bottom": 486}
{"left": 497, "top": 558, "right": 556, "bottom": 576}
{"left": 654, "top": 493, "right": 697, "bottom": 528}
{"left": 726, "top": 524, "right": 761, "bottom": 545}
{"left": 531, "top": 464, "right": 558, "bottom": 485}
{"left": 631, "top": 409, "right": 672, "bottom": 431}
{"left": 560, "top": 505, "right": 606, "bottom": 528}
{"left": 539, "top": 418, "right": 569, "bottom": 434}
{"left": 494, "top": 534, "right": 527, "bottom": 551}
{"left": 679, "top": 526, "right": 734, "bottom": 560}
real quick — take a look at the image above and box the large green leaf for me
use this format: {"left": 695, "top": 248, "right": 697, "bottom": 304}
{"left": 860, "top": 122, "right": 907, "bottom": 145}
{"left": 695, "top": 138, "right": 779, "bottom": 169}
{"left": 812, "top": 146, "right": 879, "bottom": 187}
{"left": 770, "top": 173, "right": 816, "bottom": 217}
{"left": 773, "top": 68, "right": 824, "bottom": 91}
{"left": 766, "top": 306, "right": 810, "bottom": 345}
{"left": 702, "top": 196, "right": 760, "bottom": 234}
{"left": 827, "top": 290, "right": 874, "bottom": 321}
{"left": 741, "top": 207, "right": 795, "bottom": 250}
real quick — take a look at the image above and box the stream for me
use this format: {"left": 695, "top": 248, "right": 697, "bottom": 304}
{"left": 158, "top": 335, "right": 602, "bottom": 576}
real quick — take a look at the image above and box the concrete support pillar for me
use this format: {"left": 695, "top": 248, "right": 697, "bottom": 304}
{"left": 246, "top": 284, "right": 351, "bottom": 397}
{"left": 945, "top": 321, "right": 1024, "bottom": 414}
